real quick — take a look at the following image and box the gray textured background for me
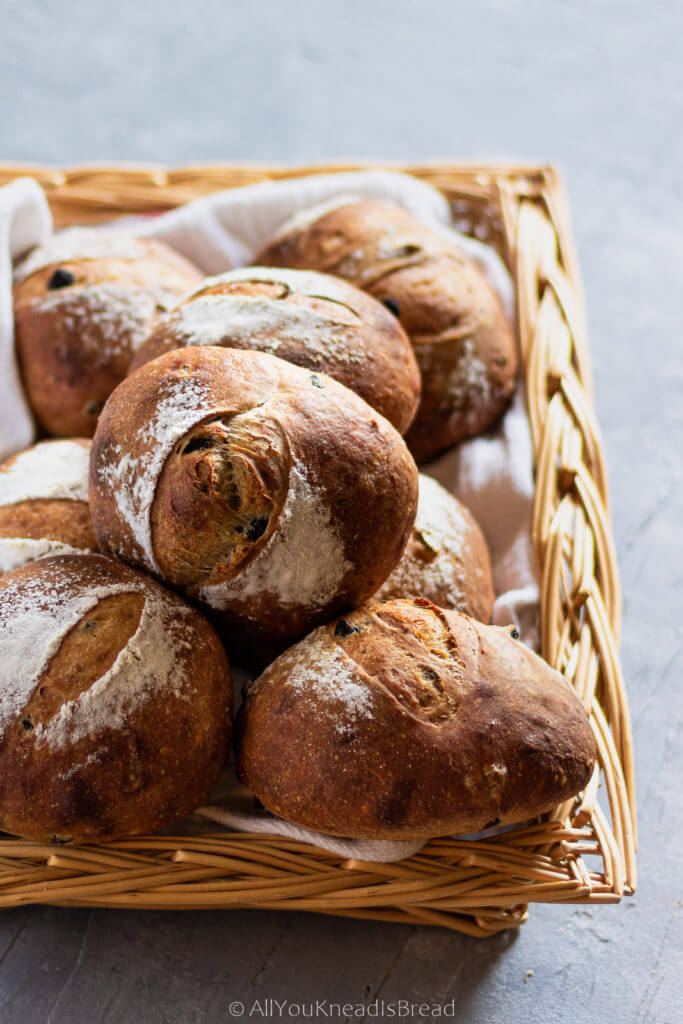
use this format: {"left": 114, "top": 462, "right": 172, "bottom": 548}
{"left": 1, "top": 1, "right": 682, "bottom": 1022}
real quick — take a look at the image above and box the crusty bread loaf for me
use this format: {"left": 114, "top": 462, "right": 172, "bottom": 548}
{"left": 236, "top": 598, "right": 596, "bottom": 839}
{"left": 90, "top": 346, "right": 419, "bottom": 666}
{"left": 0, "top": 554, "right": 231, "bottom": 842}
{"left": 129, "top": 267, "right": 421, "bottom": 434}
{"left": 13, "top": 228, "right": 202, "bottom": 437}
{"left": 0, "top": 439, "right": 97, "bottom": 575}
{"left": 374, "top": 473, "right": 494, "bottom": 621}
{"left": 258, "top": 198, "right": 517, "bottom": 460}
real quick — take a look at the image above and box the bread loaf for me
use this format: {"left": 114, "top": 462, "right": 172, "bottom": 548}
{"left": 129, "top": 267, "right": 420, "bottom": 434}
{"left": 13, "top": 228, "right": 202, "bottom": 437}
{"left": 0, "top": 554, "right": 231, "bottom": 842}
{"left": 236, "top": 598, "right": 596, "bottom": 839}
{"left": 0, "top": 439, "right": 97, "bottom": 575}
{"left": 90, "top": 346, "right": 419, "bottom": 665}
{"left": 258, "top": 198, "right": 517, "bottom": 460}
{"left": 374, "top": 473, "right": 494, "bottom": 621}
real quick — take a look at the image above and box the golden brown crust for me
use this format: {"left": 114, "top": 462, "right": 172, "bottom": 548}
{"left": 90, "top": 347, "right": 419, "bottom": 666}
{"left": 0, "top": 500, "right": 96, "bottom": 551}
{"left": 13, "top": 234, "right": 202, "bottom": 437}
{"left": 258, "top": 199, "right": 518, "bottom": 460}
{"left": 374, "top": 474, "right": 494, "bottom": 621}
{"left": 0, "top": 554, "right": 231, "bottom": 842}
{"left": 0, "top": 440, "right": 97, "bottom": 574}
{"left": 236, "top": 599, "right": 596, "bottom": 839}
{"left": 129, "top": 268, "right": 421, "bottom": 434}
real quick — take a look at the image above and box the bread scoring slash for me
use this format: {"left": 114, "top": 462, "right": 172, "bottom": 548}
{"left": 130, "top": 266, "right": 421, "bottom": 434}
{"left": 89, "top": 346, "right": 419, "bottom": 667}
{"left": 0, "top": 554, "right": 232, "bottom": 843}
{"left": 236, "top": 598, "right": 596, "bottom": 840}
{"left": 258, "top": 198, "right": 518, "bottom": 461}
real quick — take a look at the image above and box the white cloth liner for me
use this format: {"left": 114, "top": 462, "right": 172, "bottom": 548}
{"left": 0, "top": 170, "right": 539, "bottom": 863}
{"left": 0, "top": 179, "right": 51, "bottom": 461}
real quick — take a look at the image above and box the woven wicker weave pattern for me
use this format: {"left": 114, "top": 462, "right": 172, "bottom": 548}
{"left": 0, "top": 163, "right": 636, "bottom": 936}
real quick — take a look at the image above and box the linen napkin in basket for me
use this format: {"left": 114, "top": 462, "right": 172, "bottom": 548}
{"left": 0, "top": 178, "right": 51, "bottom": 460}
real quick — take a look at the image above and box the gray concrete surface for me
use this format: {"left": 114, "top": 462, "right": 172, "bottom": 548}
{"left": 1, "top": 1, "right": 682, "bottom": 1021}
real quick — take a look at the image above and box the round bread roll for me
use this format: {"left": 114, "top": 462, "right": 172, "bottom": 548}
{"left": 258, "top": 198, "right": 518, "bottom": 461}
{"left": 129, "top": 267, "right": 421, "bottom": 434}
{"left": 0, "top": 554, "right": 231, "bottom": 842}
{"left": 13, "top": 228, "right": 202, "bottom": 437}
{"left": 90, "top": 346, "right": 418, "bottom": 665}
{"left": 0, "top": 439, "right": 97, "bottom": 575}
{"left": 374, "top": 473, "right": 494, "bottom": 621}
{"left": 236, "top": 598, "right": 596, "bottom": 840}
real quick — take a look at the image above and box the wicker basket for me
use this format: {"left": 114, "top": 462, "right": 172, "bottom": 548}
{"left": 0, "top": 161, "right": 636, "bottom": 937}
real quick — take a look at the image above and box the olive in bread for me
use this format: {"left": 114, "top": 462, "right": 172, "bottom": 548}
{"left": 89, "top": 346, "right": 418, "bottom": 666}
{"left": 13, "top": 228, "right": 202, "bottom": 437}
{"left": 0, "top": 439, "right": 97, "bottom": 575}
{"left": 258, "top": 198, "right": 517, "bottom": 461}
{"left": 129, "top": 267, "right": 421, "bottom": 434}
{"left": 374, "top": 473, "right": 494, "bottom": 621}
{"left": 0, "top": 554, "right": 231, "bottom": 842}
{"left": 236, "top": 598, "right": 596, "bottom": 840}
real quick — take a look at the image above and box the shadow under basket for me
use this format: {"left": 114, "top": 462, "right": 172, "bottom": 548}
{"left": 0, "top": 161, "right": 636, "bottom": 936}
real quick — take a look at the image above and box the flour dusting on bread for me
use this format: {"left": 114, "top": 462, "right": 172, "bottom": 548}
{"left": 444, "top": 338, "right": 492, "bottom": 414}
{"left": 0, "top": 554, "right": 230, "bottom": 842}
{"left": 0, "top": 562, "right": 128, "bottom": 731}
{"left": 0, "top": 537, "right": 87, "bottom": 575}
{"left": 257, "top": 631, "right": 374, "bottom": 734}
{"left": 0, "top": 440, "right": 90, "bottom": 506}
{"left": 375, "top": 474, "right": 472, "bottom": 608}
{"left": 14, "top": 228, "right": 157, "bottom": 280}
{"left": 31, "top": 285, "right": 169, "bottom": 358}
{"left": 200, "top": 266, "right": 363, "bottom": 308}
{"left": 165, "top": 294, "right": 363, "bottom": 366}
{"left": 98, "top": 376, "right": 221, "bottom": 571}
{"left": 36, "top": 588, "right": 194, "bottom": 749}
{"left": 199, "top": 463, "right": 351, "bottom": 611}
{"left": 0, "top": 555, "right": 196, "bottom": 746}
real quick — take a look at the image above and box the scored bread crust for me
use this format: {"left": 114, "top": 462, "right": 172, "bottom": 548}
{"left": 257, "top": 199, "right": 518, "bottom": 461}
{"left": 0, "top": 554, "right": 231, "bottom": 842}
{"left": 0, "top": 439, "right": 97, "bottom": 575}
{"left": 373, "top": 473, "right": 494, "bottom": 622}
{"left": 236, "top": 598, "right": 596, "bottom": 840}
{"left": 129, "top": 267, "right": 421, "bottom": 435}
{"left": 13, "top": 230, "right": 203, "bottom": 438}
{"left": 90, "top": 346, "right": 419, "bottom": 665}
